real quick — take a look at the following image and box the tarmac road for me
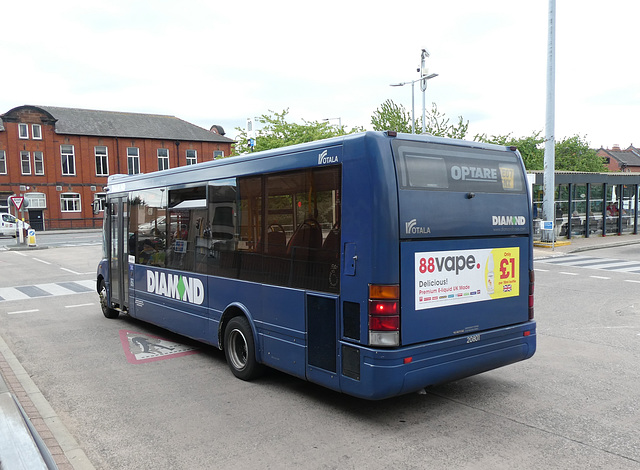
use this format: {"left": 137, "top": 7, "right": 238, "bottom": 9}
{"left": 1, "top": 234, "right": 639, "bottom": 469}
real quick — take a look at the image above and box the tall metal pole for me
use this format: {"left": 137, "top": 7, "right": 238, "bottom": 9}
{"left": 420, "top": 49, "right": 429, "bottom": 133}
{"left": 411, "top": 81, "right": 415, "bottom": 134}
{"left": 543, "top": 0, "right": 556, "bottom": 242}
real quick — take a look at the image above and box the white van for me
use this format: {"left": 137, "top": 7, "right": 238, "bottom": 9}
{"left": 0, "top": 213, "right": 31, "bottom": 237}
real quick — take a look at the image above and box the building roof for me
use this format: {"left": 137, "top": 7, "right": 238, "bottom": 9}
{"left": 599, "top": 146, "right": 640, "bottom": 168}
{"left": 1, "top": 105, "right": 234, "bottom": 143}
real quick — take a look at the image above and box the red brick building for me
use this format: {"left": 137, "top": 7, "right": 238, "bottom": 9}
{"left": 597, "top": 145, "right": 640, "bottom": 172}
{"left": 0, "top": 105, "right": 234, "bottom": 230}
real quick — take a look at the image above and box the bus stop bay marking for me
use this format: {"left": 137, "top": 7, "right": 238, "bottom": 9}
{"left": 119, "top": 329, "right": 199, "bottom": 364}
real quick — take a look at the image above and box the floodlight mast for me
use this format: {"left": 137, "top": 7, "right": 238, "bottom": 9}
{"left": 543, "top": 0, "right": 556, "bottom": 244}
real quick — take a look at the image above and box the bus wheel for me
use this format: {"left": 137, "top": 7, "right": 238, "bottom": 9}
{"left": 224, "top": 316, "right": 263, "bottom": 381}
{"left": 99, "top": 279, "right": 119, "bottom": 319}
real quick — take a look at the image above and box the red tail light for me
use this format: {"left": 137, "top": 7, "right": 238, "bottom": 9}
{"left": 369, "top": 284, "right": 400, "bottom": 347}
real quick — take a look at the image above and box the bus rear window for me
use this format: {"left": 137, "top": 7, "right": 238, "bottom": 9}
{"left": 393, "top": 141, "right": 525, "bottom": 193}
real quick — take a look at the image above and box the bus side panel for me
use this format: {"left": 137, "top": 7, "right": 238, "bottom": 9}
{"left": 209, "top": 277, "right": 307, "bottom": 379}
{"left": 131, "top": 265, "right": 211, "bottom": 344}
{"left": 400, "top": 236, "right": 531, "bottom": 345}
{"left": 256, "top": 284, "right": 306, "bottom": 379}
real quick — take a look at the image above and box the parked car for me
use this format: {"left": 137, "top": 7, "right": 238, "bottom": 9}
{"left": 0, "top": 213, "right": 31, "bottom": 237}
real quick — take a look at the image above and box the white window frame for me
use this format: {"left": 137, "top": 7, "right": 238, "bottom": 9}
{"left": 186, "top": 149, "right": 197, "bottom": 165}
{"left": 60, "top": 192, "right": 81, "bottom": 212}
{"left": 157, "top": 148, "right": 170, "bottom": 171}
{"left": 93, "top": 193, "right": 106, "bottom": 212}
{"left": 213, "top": 150, "right": 224, "bottom": 159}
{"left": 127, "top": 147, "right": 140, "bottom": 175}
{"left": 21, "top": 151, "right": 31, "bottom": 175}
{"left": 34, "top": 151, "right": 44, "bottom": 175}
{"left": 95, "top": 146, "right": 109, "bottom": 176}
{"left": 25, "top": 192, "right": 46, "bottom": 209}
{"left": 61, "top": 145, "right": 76, "bottom": 176}
{"left": 32, "top": 124, "right": 42, "bottom": 140}
{"left": 0, "top": 150, "right": 6, "bottom": 175}
{"left": 18, "top": 123, "right": 29, "bottom": 139}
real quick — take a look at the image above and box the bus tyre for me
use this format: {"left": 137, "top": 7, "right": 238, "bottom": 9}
{"left": 224, "top": 316, "right": 264, "bottom": 381}
{"left": 99, "top": 279, "right": 119, "bottom": 319}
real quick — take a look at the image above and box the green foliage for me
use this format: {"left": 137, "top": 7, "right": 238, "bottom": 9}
{"left": 423, "top": 103, "right": 469, "bottom": 140}
{"left": 232, "top": 109, "right": 364, "bottom": 155}
{"left": 475, "top": 131, "right": 545, "bottom": 170}
{"left": 231, "top": 102, "right": 607, "bottom": 173}
{"left": 370, "top": 99, "right": 413, "bottom": 134}
{"left": 476, "top": 132, "right": 608, "bottom": 172}
{"left": 555, "top": 135, "right": 609, "bottom": 172}
{"left": 371, "top": 99, "right": 469, "bottom": 139}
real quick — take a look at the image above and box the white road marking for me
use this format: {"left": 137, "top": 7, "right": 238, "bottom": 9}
{"left": 7, "top": 309, "right": 39, "bottom": 315}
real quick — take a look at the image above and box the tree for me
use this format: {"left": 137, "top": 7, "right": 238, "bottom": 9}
{"left": 371, "top": 99, "right": 469, "bottom": 139}
{"left": 475, "top": 131, "right": 545, "bottom": 170}
{"left": 555, "top": 135, "right": 608, "bottom": 172}
{"left": 232, "top": 109, "right": 364, "bottom": 155}
{"left": 476, "top": 132, "right": 608, "bottom": 172}
{"left": 370, "top": 99, "right": 412, "bottom": 134}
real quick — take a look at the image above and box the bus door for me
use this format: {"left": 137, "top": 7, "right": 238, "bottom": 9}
{"left": 108, "top": 196, "right": 129, "bottom": 311}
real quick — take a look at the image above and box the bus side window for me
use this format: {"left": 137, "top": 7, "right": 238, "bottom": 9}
{"left": 165, "top": 186, "right": 206, "bottom": 272}
{"left": 130, "top": 189, "right": 167, "bottom": 267}
{"left": 204, "top": 167, "right": 341, "bottom": 293}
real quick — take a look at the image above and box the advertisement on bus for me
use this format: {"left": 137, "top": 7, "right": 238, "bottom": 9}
{"left": 414, "top": 247, "right": 520, "bottom": 310}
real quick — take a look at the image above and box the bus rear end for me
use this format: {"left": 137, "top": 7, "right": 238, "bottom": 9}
{"left": 342, "top": 135, "right": 535, "bottom": 399}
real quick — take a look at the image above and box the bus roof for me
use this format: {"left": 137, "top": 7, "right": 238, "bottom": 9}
{"left": 105, "top": 131, "right": 518, "bottom": 194}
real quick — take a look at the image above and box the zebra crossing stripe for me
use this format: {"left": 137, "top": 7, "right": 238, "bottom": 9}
{"left": 0, "top": 280, "right": 94, "bottom": 302}
{"left": 537, "top": 255, "right": 640, "bottom": 274}
{"left": 15, "top": 285, "right": 51, "bottom": 298}
{"left": 0, "top": 287, "right": 30, "bottom": 301}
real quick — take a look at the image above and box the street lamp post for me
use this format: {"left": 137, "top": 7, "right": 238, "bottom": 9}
{"left": 390, "top": 80, "right": 416, "bottom": 133}
{"left": 390, "top": 74, "right": 438, "bottom": 134}
{"left": 323, "top": 117, "right": 342, "bottom": 128}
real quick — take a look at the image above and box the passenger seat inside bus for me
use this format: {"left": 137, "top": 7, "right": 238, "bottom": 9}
{"left": 287, "top": 219, "right": 322, "bottom": 260}
{"left": 265, "top": 224, "right": 287, "bottom": 257}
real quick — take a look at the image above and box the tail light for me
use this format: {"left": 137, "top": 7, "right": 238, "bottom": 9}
{"left": 369, "top": 284, "right": 400, "bottom": 347}
{"left": 528, "top": 270, "right": 535, "bottom": 320}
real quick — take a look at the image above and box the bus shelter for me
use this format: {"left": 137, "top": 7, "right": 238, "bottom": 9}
{"left": 528, "top": 171, "right": 640, "bottom": 240}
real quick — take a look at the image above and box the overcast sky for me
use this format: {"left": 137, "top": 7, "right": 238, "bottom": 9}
{"left": 2, "top": 0, "right": 637, "bottom": 149}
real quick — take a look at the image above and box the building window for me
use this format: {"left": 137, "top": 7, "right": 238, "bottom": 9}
{"left": 21, "top": 151, "right": 31, "bottom": 175}
{"left": 213, "top": 150, "right": 224, "bottom": 159}
{"left": 18, "top": 123, "right": 29, "bottom": 139}
{"left": 60, "top": 193, "right": 81, "bottom": 212}
{"left": 32, "top": 124, "right": 42, "bottom": 140}
{"left": 93, "top": 193, "right": 106, "bottom": 212}
{"left": 95, "top": 146, "right": 108, "bottom": 176}
{"left": 25, "top": 192, "right": 46, "bottom": 209}
{"left": 158, "top": 148, "right": 170, "bottom": 171}
{"left": 0, "top": 150, "right": 6, "bottom": 174}
{"left": 61, "top": 145, "right": 76, "bottom": 176}
{"left": 127, "top": 147, "right": 140, "bottom": 175}
{"left": 186, "top": 149, "right": 197, "bottom": 165}
{"left": 34, "top": 151, "right": 44, "bottom": 175}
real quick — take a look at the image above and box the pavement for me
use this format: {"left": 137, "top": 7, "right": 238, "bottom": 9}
{"left": 1, "top": 232, "right": 639, "bottom": 470}
{"left": 533, "top": 232, "right": 640, "bottom": 258}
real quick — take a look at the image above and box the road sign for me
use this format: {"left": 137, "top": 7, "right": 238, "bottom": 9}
{"left": 10, "top": 196, "right": 24, "bottom": 211}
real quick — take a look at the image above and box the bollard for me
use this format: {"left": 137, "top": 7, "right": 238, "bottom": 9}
{"left": 28, "top": 228, "right": 37, "bottom": 247}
